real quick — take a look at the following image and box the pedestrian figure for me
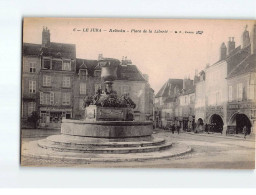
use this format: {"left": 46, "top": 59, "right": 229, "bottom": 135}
{"left": 205, "top": 123, "right": 209, "bottom": 134}
{"left": 177, "top": 125, "right": 180, "bottom": 134}
{"left": 243, "top": 125, "right": 248, "bottom": 139}
{"left": 171, "top": 124, "right": 175, "bottom": 134}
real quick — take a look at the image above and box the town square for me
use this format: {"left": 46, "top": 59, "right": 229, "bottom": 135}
{"left": 20, "top": 18, "right": 256, "bottom": 168}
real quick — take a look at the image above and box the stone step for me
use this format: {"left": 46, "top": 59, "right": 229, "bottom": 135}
{"left": 22, "top": 141, "right": 192, "bottom": 163}
{"left": 46, "top": 135, "right": 165, "bottom": 148}
{"left": 37, "top": 139, "right": 172, "bottom": 154}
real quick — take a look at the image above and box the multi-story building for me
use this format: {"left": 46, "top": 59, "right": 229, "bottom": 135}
{"left": 154, "top": 79, "right": 183, "bottom": 128}
{"left": 22, "top": 28, "right": 154, "bottom": 128}
{"left": 22, "top": 43, "right": 41, "bottom": 127}
{"left": 195, "top": 25, "right": 254, "bottom": 135}
{"left": 226, "top": 24, "right": 256, "bottom": 135}
{"left": 73, "top": 58, "right": 99, "bottom": 119}
{"left": 177, "top": 78, "right": 196, "bottom": 131}
{"left": 194, "top": 70, "right": 206, "bottom": 131}
{"left": 38, "top": 27, "right": 76, "bottom": 128}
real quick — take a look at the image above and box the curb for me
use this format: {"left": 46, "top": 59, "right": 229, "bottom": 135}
{"left": 185, "top": 132, "right": 255, "bottom": 142}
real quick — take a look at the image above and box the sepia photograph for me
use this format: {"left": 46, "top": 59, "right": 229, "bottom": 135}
{"left": 20, "top": 17, "right": 256, "bottom": 169}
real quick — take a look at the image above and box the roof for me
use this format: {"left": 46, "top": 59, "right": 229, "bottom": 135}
{"left": 23, "top": 43, "right": 41, "bottom": 56}
{"left": 181, "top": 86, "right": 195, "bottom": 95}
{"left": 155, "top": 79, "right": 183, "bottom": 98}
{"left": 23, "top": 42, "right": 76, "bottom": 59}
{"left": 227, "top": 54, "right": 256, "bottom": 79}
{"left": 117, "top": 65, "right": 146, "bottom": 81}
{"left": 76, "top": 58, "right": 98, "bottom": 76}
{"left": 41, "top": 42, "right": 76, "bottom": 59}
{"left": 76, "top": 58, "right": 146, "bottom": 81}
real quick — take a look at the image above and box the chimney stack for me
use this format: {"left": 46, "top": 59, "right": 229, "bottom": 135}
{"left": 220, "top": 42, "right": 227, "bottom": 60}
{"left": 228, "top": 37, "right": 235, "bottom": 55}
{"left": 42, "top": 26, "right": 50, "bottom": 47}
{"left": 242, "top": 25, "right": 250, "bottom": 48}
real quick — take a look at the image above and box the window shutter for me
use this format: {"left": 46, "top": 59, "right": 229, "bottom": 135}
{"left": 40, "top": 92, "right": 43, "bottom": 104}
{"left": 33, "top": 81, "right": 36, "bottom": 93}
{"left": 50, "top": 92, "right": 54, "bottom": 105}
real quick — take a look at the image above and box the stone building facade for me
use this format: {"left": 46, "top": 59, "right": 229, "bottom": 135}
{"left": 194, "top": 24, "right": 255, "bottom": 135}
{"left": 22, "top": 44, "right": 41, "bottom": 127}
{"left": 22, "top": 28, "right": 154, "bottom": 128}
{"left": 154, "top": 79, "right": 183, "bottom": 128}
{"left": 177, "top": 81, "right": 196, "bottom": 132}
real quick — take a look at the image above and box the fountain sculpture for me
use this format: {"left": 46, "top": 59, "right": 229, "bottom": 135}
{"left": 22, "top": 59, "right": 191, "bottom": 163}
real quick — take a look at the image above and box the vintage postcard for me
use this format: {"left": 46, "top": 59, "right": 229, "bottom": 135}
{"left": 21, "top": 18, "right": 256, "bottom": 168}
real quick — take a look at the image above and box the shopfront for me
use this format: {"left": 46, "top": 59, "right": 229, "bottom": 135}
{"left": 39, "top": 107, "right": 72, "bottom": 128}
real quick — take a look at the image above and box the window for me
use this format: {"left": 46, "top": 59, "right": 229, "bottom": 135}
{"left": 237, "top": 83, "right": 243, "bottom": 101}
{"left": 228, "top": 86, "right": 233, "bottom": 102}
{"left": 249, "top": 80, "right": 255, "bottom": 100}
{"left": 216, "top": 91, "right": 220, "bottom": 105}
{"left": 62, "top": 76, "right": 71, "bottom": 88}
{"left": 179, "top": 108, "right": 182, "bottom": 116}
{"left": 95, "top": 83, "right": 101, "bottom": 93}
{"left": 62, "top": 93, "right": 70, "bottom": 105}
{"left": 29, "top": 80, "right": 36, "bottom": 93}
{"left": 28, "top": 102, "right": 36, "bottom": 116}
{"left": 40, "top": 111, "right": 47, "bottom": 123}
{"left": 43, "top": 59, "right": 51, "bottom": 69}
{"left": 40, "top": 92, "right": 50, "bottom": 105}
{"left": 43, "top": 75, "right": 51, "bottom": 87}
{"left": 63, "top": 60, "right": 71, "bottom": 71}
{"left": 80, "top": 83, "right": 86, "bottom": 94}
{"left": 79, "top": 99, "right": 84, "bottom": 110}
{"left": 94, "top": 70, "right": 101, "bottom": 77}
{"left": 52, "top": 60, "right": 63, "bottom": 71}
{"left": 79, "top": 69, "right": 87, "bottom": 80}
{"left": 29, "top": 63, "right": 36, "bottom": 73}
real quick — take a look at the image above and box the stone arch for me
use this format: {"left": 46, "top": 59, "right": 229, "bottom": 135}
{"left": 208, "top": 114, "right": 224, "bottom": 133}
{"left": 228, "top": 112, "right": 252, "bottom": 134}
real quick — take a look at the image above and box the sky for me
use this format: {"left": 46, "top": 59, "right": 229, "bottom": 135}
{"left": 23, "top": 18, "right": 255, "bottom": 93}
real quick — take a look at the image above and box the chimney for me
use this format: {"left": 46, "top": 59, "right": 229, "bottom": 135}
{"left": 228, "top": 37, "right": 235, "bottom": 55}
{"left": 42, "top": 26, "right": 50, "bottom": 47}
{"left": 242, "top": 25, "right": 250, "bottom": 48}
{"left": 220, "top": 42, "right": 227, "bottom": 60}
{"left": 183, "top": 77, "right": 186, "bottom": 90}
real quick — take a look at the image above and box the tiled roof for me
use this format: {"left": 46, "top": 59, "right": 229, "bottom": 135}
{"left": 76, "top": 58, "right": 98, "bottom": 76}
{"left": 117, "top": 65, "right": 146, "bottom": 81}
{"left": 23, "top": 42, "right": 76, "bottom": 59}
{"left": 76, "top": 58, "right": 146, "bottom": 81}
{"left": 155, "top": 79, "right": 183, "bottom": 98}
{"left": 41, "top": 42, "right": 76, "bottom": 59}
{"left": 23, "top": 43, "right": 41, "bottom": 56}
{"left": 227, "top": 54, "right": 256, "bottom": 79}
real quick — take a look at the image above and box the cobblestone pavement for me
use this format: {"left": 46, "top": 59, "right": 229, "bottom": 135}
{"left": 20, "top": 128, "right": 255, "bottom": 168}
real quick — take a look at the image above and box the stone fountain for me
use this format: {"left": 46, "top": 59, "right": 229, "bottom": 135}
{"left": 62, "top": 59, "right": 153, "bottom": 138}
{"left": 22, "top": 59, "right": 191, "bottom": 164}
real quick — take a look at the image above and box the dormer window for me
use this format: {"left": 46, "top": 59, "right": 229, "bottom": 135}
{"left": 94, "top": 70, "right": 101, "bottom": 77}
{"left": 52, "top": 59, "right": 62, "bottom": 71}
{"left": 43, "top": 59, "right": 51, "bottom": 69}
{"left": 63, "top": 60, "right": 71, "bottom": 71}
{"left": 79, "top": 69, "right": 87, "bottom": 80}
{"left": 29, "top": 63, "right": 36, "bottom": 73}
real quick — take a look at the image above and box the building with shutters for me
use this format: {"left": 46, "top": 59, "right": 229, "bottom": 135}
{"left": 22, "top": 28, "right": 154, "bottom": 128}
{"left": 73, "top": 55, "right": 154, "bottom": 121}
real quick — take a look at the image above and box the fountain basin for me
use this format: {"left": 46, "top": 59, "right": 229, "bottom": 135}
{"left": 61, "top": 119, "right": 153, "bottom": 138}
